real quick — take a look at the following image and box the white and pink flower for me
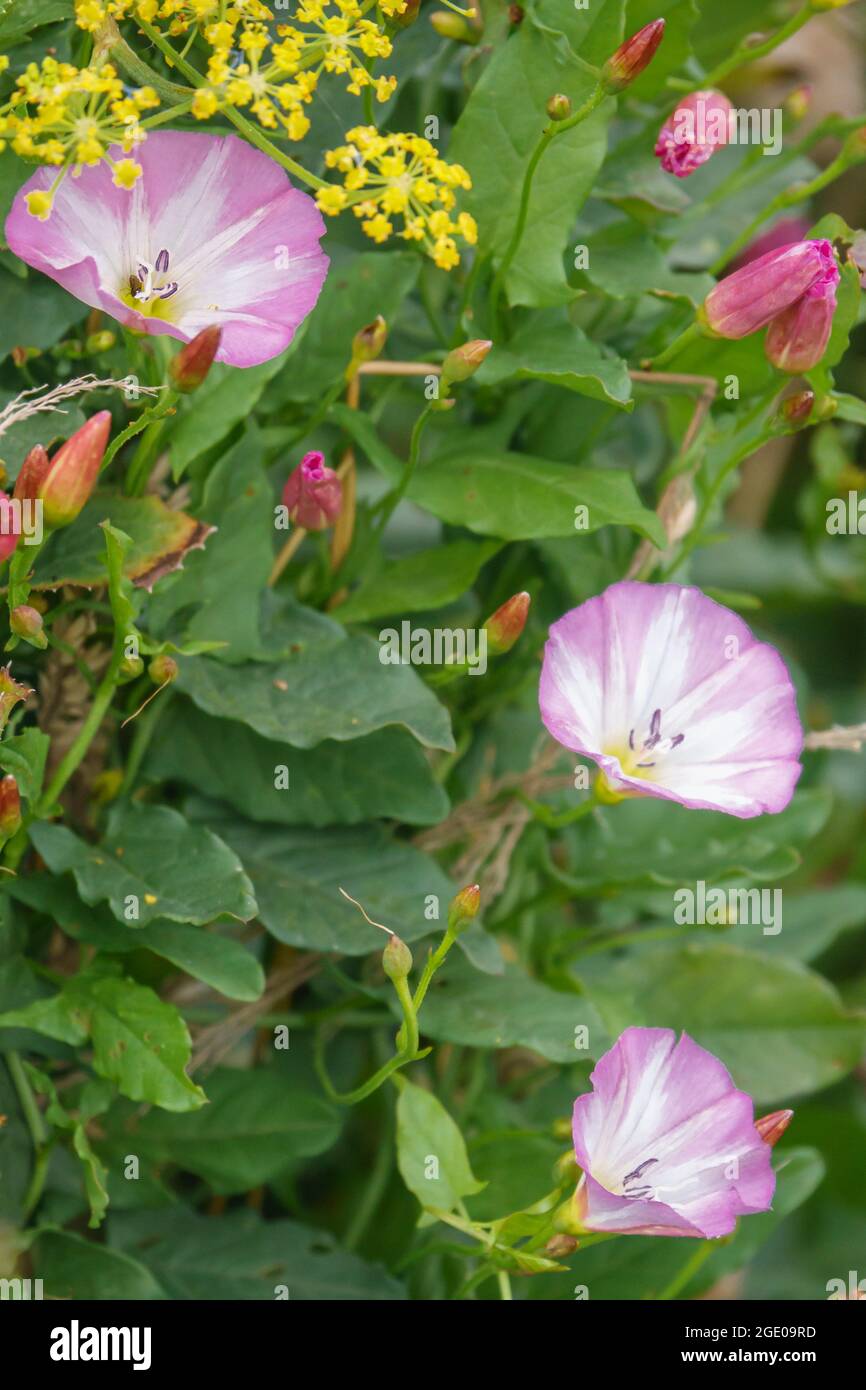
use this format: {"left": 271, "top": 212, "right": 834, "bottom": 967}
{"left": 5, "top": 130, "right": 329, "bottom": 369}
{"left": 539, "top": 581, "right": 802, "bottom": 818}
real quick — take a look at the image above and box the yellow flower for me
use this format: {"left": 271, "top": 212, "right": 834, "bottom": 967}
{"left": 112, "top": 157, "right": 143, "bottom": 188}
{"left": 433, "top": 236, "right": 459, "bottom": 271}
{"left": 362, "top": 212, "right": 393, "bottom": 243}
{"left": 25, "top": 189, "right": 53, "bottom": 220}
{"left": 316, "top": 185, "right": 348, "bottom": 215}
{"left": 192, "top": 88, "right": 220, "bottom": 119}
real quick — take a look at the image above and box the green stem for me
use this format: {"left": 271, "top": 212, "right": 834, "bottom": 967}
{"left": 649, "top": 321, "right": 705, "bottom": 369}
{"left": 375, "top": 404, "right": 434, "bottom": 536}
{"left": 515, "top": 788, "right": 599, "bottom": 829}
{"left": 6, "top": 1051, "right": 51, "bottom": 1221}
{"left": 37, "top": 678, "right": 116, "bottom": 814}
{"left": 488, "top": 84, "right": 605, "bottom": 329}
{"left": 657, "top": 1239, "right": 715, "bottom": 1300}
{"left": 343, "top": 1100, "right": 394, "bottom": 1252}
{"left": 497, "top": 1270, "right": 513, "bottom": 1301}
{"left": 697, "top": 4, "right": 813, "bottom": 91}
{"left": 711, "top": 153, "right": 850, "bottom": 274}
{"left": 124, "top": 390, "right": 180, "bottom": 495}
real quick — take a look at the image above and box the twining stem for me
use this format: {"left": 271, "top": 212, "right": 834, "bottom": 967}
{"left": 37, "top": 679, "right": 116, "bottom": 814}
{"left": 132, "top": 17, "right": 325, "bottom": 191}
{"left": 487, "top": 83, "right": 606, "bottom": 328}
{"left": 374, "top": 403, "right": 435, "bottom": 536}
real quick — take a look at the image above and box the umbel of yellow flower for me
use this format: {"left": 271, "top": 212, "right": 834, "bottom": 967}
{"left": 0, "top": 56, "right": 157, "bottom": 203}
{"left": 318, "top": 127, "right": 477, "bottom": 270}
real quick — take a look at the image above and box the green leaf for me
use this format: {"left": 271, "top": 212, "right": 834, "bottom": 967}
{"left": 0, "top": 0, "right": 73, "bottom": 48}
{"left": 168, "top": 356, "right": 286, "bottom": 479}
{"left": 558, "top": 789, "right": 832, "bottom": 891}
{"left": 0, "top": 265, "right": 83, "bottom": 361}
{"left": 336, "top": 539, "right": 502, "bottom": 624}
{"left": 807, "top": 214, "right": 861, "bottom": 373}
{"left": 104, "top": 1067, "right": 340, "bottom": 1193}
{"left": 31, "top": 492, "right": 214, "bottom": 593}
{"left": 477, "top": 314, "right": 633, "bottom": 409}
{"left": 147, "top": 700, "right": 449, "bottom": 827}
{"left": 407, "top": 448, "right": 666, "bottom": 546}
{"left": 416, "top": 960, "right": 605, "bottom": 1064}
{"left": 624, "top": 1, "right": 699, "bottom": 100}
{"left": 176, "top": 635, "right": 454, "bottom": 751}
{"left": 34, "top": 1230, "right": 165, "bottom": 1301}
{"left": 449, "top": 2, "right": 621, "bottom": 305}
{"left": 109, "top": 1207, "right": 406, "bottom": 1299}
{"left": 396, "top": 1079, "right": 485, "bottom": 1214}
{"left": 0, "top": 728, "right": 49, "bottom": 806}
{"left": 30, "top": 802, "right": 257, "bottom": 926}
{"left": 576, "top": 942, "right": 866, "bottom": 1103}
{"left": 580, "top": 221, "right": 714, "bottom": 304}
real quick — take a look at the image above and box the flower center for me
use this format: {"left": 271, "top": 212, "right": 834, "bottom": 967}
{"left": 616, "top": 706, "right": 685, "bottom": 779}
{"left": 123, "top": 247, "right": 178, "bottom": 318}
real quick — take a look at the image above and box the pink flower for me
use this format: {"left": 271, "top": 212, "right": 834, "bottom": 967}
{"left": 5, "top": 131, "right": 329, "bottom": 370}
{"left": 283, "top": 451, "right": 342, "bottom": 530}
{"left": 654, "top": 90, "right": 733, "bottom": 178}
{"left": 0, "top": 491, "right": 22, "bottom": 564}
{"left": 570, "top": 1027, "right": 777, "bottom": 1238}
{"left": 701, "top": 238, "right": 837, "bottom": 339}
{"left": 764, "top": 263, "right": 839, "bottom": 372}
{"left": 539, "top": 581, "right": 802, "bottom": 818}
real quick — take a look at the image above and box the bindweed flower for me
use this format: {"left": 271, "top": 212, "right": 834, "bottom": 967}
{"left": 654, "top": 91, "right": 733, "bottom": 179}
{"left": 6, "top": 131, "right": 328, "bottom": 369}
{"left": 483, "top": 591, "right": 530, "bottom": 655}
{"left": 755, "top": 1109, "right": 794, "bottom": 1148}
{"left": 0, "top": 492, "right": 22, "bottom": 564}
{"left": 283, "top": 451, "right": 342, "bottom": 530}
{"left": 602, "top": 19, "right": 665, "bottom": 94}
{"left": 568, "top": 1027, "right": 776, "bottom": 1238}
{"left": 539, "top": 581, "right": 802, "bottom": 818}
{"left": 0, "top": 665, "right": 32, "bottom": 735}
{"left": 0, "top": 775, "right": 21, "bottom": 841}
{"left": 764, "top": 261, "right": 840, "bottom": 372}
{"left": 169, "top": 327, "right": 222, "bottom": 393}
{"left": 317, "top": 127, "right": 476, "bottom": 270}
{"left": 700, "top": 238, "right": 837, "bottom": 339}
{"left": 33, "top": 412, "right": 111, "bottom": 530}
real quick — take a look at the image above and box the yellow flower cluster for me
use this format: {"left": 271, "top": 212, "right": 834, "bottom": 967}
{"left": 192, "top": 1, "right": 402, "bottom": 138}
{"left": 317, "top": 127, "right": 477, "bottom": 270}
{"left": 74, "top": 1, "right": 271, "bottom": 33}
{"left": 0, "top": 58, "right": 158, "bottom": 218}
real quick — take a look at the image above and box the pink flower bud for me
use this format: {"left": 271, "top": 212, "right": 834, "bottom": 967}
{"left": 0, "top": 490, "right": 22, "bottom": 563}
{"left": 765, "top": 263, "right": 839, "bottom": 373}
{"left": 755, "top": 1109, "right": 793, "bottom": 1148}
{"left": 654, "top": 90, "right": 733, "bottom": 178}
{"left": 169, "top": 326, "right": 222, "bottom": 393}
{"left": 483, "top": 591, "right": 530, "bottom": 655}
{"left": 38, "top": 411, "right": 112, "bottom": 529}
{"left": 602, "top": 18, "right": 665, "bottom": 93}
{"left": 0, "top": 774, "right": 21, "bottom": 841}
{"left": 701, "top": 238, "right": 837, "bottom": 339}
{"left": 13, "top": 444, "right": 51, "bottom": 504}
{"left": 10, "top": 604, "right": 47, "bottom": 649}
{"left": 282, "top": 451, "right": 342, "bottom": 531}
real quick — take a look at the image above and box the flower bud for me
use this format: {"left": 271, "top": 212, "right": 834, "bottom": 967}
{"left": 447, "top": 883, "right": 480, "bottom": 934}
{"left": 546, "top": 93, "right": 572, "bottom": 122}
{"left": 169, "top": 326, "right": 222, "bottom": 393}
{"left": 283, "top": 451, "right": 342, "bottom": 531}
{"left": 602, "top": 18, "right": 665, "bottom": 93}
{"left": 10, "top": 604, "right": 47, "bottom": 650}
{"left": 13, "top": 444, "right": 50, "bottom": 505}
{"left": 0, "top": 665, "right": 32, "bottom": 734}
{"left": 755, "top": 1109, "right": 793, "bottom": 1147}
{"left": 784, "top": 84, "right": 812, "bottom": 123}
{"left": 382, "top": 933, "right": 413, "bottom": 983}
{"left": 429, "top": 10, "right": 479, "bottom": 43}
{"left": 85, "top": 330, "right": 116, "bottom": 355}
{"left": 0, "top": 775, "right": 21, "bottom": 841}
{"left": 765, "top": 269, "right": 839, "bottom": 373}
{"left": 545, "top": 1234, "right": 578, "bottom": 1258}
{"left": 440, "top": 338, "right": 492, "bottom": 389}
{"left": 701, "top": 238, "right": 837, "bottom": 339}
{"left": 779, "top": 389, "right": 815, "bottom": 426}
{"left": 348, "top": 315, "right": 387, "bottom": 377}
{"left": 38, "top": 412, "right": 111, "bottom": 529}
{"left": 655, "top": 90, "right": 732, "bottom": 179}
{"left": 118, "top": 653, "right": 145, "bottom": 683}
{"left": 483, "top": 591, "right": 530, "bottom": 655}
{"left": 0, "top": 491, "right": 21, "bottom": 564}
{"left": 149, "top": 653, "right": 178, "bottom": 685}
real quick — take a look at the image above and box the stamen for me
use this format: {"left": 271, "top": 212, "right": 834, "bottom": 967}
{"left": 155, "top": 248, "right": 170, "bottom": 273}
{"left": 156, "top": 282, "right": 178, "bottom": 300}
{"left": 623, "top": 1158, "right": 658, "bottom": 1185}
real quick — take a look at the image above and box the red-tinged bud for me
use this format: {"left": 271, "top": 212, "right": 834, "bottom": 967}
{"left": 547, "top": 93, "right": 572, "bottom": 122}
{"left": 283, "top": 451, "right": 342, "bottom": 531}
{"left": 0, "top": 775, "right": 21, "bottom": 841}
{"left": 765, "top": 274, "right": 838, "bottom": 373}
{"left": 382, "top": 933, "right": 413, "bottom": 983}
{"left": 0, "top": 664, "right": 32, "bottom": 734}
{"left": 149, "top": 653, "right": 178, "bottom": 685}
{"left": 10, "top": 605, "right": 46, "bottom": 649}
{"left": 602, "top": 18, "right": 665, "bottom": 94}
{"left": 447, "top": 883, "right": 480, "bottom": 934}
{"left": 348, "top": 315, "right": 387, "bottom": 376}
{"left": 755, "top": 1109, "right": 794, "bottom": 1147}
{"left": 429, "top": 10, "right": 479, "bottom": 43}
{"left": 483, "top": 590, "right": 530, "bottom": 655}
{"left": 440, "top": 338, "right": 492, "bottom": 388}
{"left": 545, "top": 1234, "right": 578, "bottom": 1257}
{"left": 701, "top": 238, "right": 838, "bottom": 340}
{"left": 13, "top": 444, "right": 50, "bottom": 505}
{"left": 169, "top": 326, "right": 222, "bottom": 393}
{"left": 0, "top": 492, "right": 21, "bottom": 564}
{"left": 784, "top": 84, "right": 812, "bottom": 123}
{"left": 38, "top": 412, "right": 111, "bottom": 529}
{"left": 779, "top": 389, "right": 815, "bottom": 426}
